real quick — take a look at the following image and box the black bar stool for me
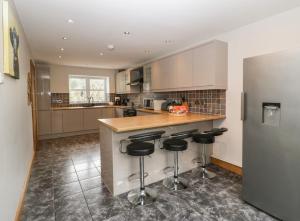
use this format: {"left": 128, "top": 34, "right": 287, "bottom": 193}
{"left": 192, "top": 128, "right": 228, "bottom": 179}
{"left": 121, "top": 130, "right": 165, "bottom": 206}
{"left": 162, "top": 129, "right": 198, "bottom": 190}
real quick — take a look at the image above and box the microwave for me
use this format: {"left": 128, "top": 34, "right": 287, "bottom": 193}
{"left": 143, "top": 98, "right": 154, "bottom": 109}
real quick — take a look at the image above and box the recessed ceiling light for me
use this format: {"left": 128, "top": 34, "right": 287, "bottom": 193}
{"left": 123, "top": 31, "right": 130, "bottom": 35}
{"left": 99, "top": 52, "right": 104, "bottom": 56}
{"left": 107, "top": 44, "right": 115, "bottom": 50}
{"left": 62, "top": 36, "right": 68, "bottom": 40}
{"left": 60, "top": 48, "right": 64, "bottom": 51}
{"left": 164, "top": 40, "right": 173, "bottom": 44}
{"left": 67, "top": 19, "right": 74, "bottom": 23}
{"left": 58, "top": 55, "right": 62, "bottom": 59}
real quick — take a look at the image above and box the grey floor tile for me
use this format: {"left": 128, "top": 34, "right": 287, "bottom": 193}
{"left": 53, "top": 165, "right": 76, "bottom": 176}
{"left": 94, "top": 160, "right": 101, "bottom": 167}
{"left": 80, "top": 176, "right": 102, "bottom": 191}
{"left": 54, "top": 193, "right": 92, "bottom": 221}
{"left": 83, "top": 186, "right": 111, "bottom": 205}
{"left": 88, "top": 196, "right": 126, "bottom": 220}
{"left": 72, "top": 156, "right": 94, "bottom": 165}
{"left": 52, "top": 160, "right": 74, "bottom": 168}
{"left": 20, "top": 201, "right": 55, "bottom": 221}
{"left": 96, "top": 166, "right": 101, "bottom": 173}
{"left": 27, "top": 177, "right": 53, "bottom": 192}
{"left": 54, "top": 181, "right": 82, "bottom": 199}
{"left": 24, "top": 186, "right": 54, "bottom": 206}
{"left": 21, "top": 133, "right": 276, "bottom": 221}
{"left": 102, "top": 204, "right": 166, "bottom": 221}
{"left": 77, "top": 168, "right": 100, "bottom": 180}
{"left": 53, "top": 172, "right": 78, "bottom": 186}
{"left": 74, "top": 161, "right": 95, "bottom": 172}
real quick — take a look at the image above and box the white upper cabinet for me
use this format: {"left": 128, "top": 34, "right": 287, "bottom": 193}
{"left": 161, "top": 56, "right": 177, "bottom": 89}
{"left": 150, "top": 40, "right": 227, "bottom": 91}
{"left": 150, "top": 61, "right": 161, "bottom": 90}
{"left": 116, "top": 71, "right": 125, "bottom": 94}
{"left": 192, "top": 40, "right": 227, "bottom": 88}
{"left": 143, "top": 64, "right": 151, "bottom": 92}
{"left": 176, "top": 50, "right": 194, "bottom": 88}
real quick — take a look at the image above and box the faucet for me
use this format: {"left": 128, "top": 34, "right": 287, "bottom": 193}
{"left": 87, "top": 96, "right": 94, "bottom": 104}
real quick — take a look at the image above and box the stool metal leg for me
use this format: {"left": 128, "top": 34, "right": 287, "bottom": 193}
{"left": 127, "top": 156, "right": 157, "bottom": 206}
{"left": 199, "top": 144, "right": 216, "bottom": 179}
{"left": 163, "top": 151, "right": 188, "bottom": 190}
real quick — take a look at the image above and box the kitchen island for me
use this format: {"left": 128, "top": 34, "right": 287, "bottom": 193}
{"left": 98, "top": 112, "right": 225, "bottom": 196}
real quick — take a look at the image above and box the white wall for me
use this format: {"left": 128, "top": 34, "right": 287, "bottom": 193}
{"left": 50, "top": 64, "right": 116, "bottom": 93}
{"left": 0, "top": 0, "right": 33, "bottom": 221}
{"left": 212, "top": 7, "right": 300, "bottom": 167}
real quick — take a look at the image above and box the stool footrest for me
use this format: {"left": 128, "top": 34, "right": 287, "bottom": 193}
{"left": 128, "top": 172, "right": 149, "bottom": 182}
{"left": 162, "top": 166, "right": 174, "bottom": 175}
{"left": 192, "top": 157, "right": 202, "bottom": 164}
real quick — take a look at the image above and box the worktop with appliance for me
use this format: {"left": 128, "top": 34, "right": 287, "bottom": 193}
{"left": 98, "top": 112, "right": 225, "bottom": 195}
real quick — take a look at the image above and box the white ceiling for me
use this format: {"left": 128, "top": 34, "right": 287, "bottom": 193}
{"left": 13, "top": 0, "right": 300, "bottom": 69}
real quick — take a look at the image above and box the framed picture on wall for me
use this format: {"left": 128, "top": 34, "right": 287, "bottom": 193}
{"left": 2, "top": 0, "right": 20, "bottom": 79}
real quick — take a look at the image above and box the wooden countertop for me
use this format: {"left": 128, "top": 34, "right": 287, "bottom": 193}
{"left": 51, "top": 105, "right": 123, "bottom": 111}
{"left": 51, "top": 105, "right": 164, "bottom": 114}
{"left": 98, "top": 113, "right": 225, "bottom": 132}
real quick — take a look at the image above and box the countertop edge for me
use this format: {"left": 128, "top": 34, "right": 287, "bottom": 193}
{"left": 98, "top": 115, "right": 226, "bottom": 133}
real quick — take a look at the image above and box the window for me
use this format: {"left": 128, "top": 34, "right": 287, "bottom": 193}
{"left": 69, "top": 75, "right": 110, "bottom": 103}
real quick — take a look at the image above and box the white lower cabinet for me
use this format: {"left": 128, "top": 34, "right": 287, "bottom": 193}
{"left": 62, "top": 109, "right": 84, "bottom": 133}
{"left": 102, "top": 107, "right": 115, "bottom": 118}
{"left": 83, "top": 108, "right": 103, "bottom": 130}
{"left": 115, "top": 108, "right": 124, "bottom": 118}
{"left": 38, "top": 110, "right": 51, "bottom": 135}
{"left": 51, "top": 110, "right": 63, "bottom": 134}
{"left": 39, "top": 107, "right": 118, "bottom": 138}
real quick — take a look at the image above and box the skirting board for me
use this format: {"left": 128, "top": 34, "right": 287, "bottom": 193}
{"left": 211, "top": 157, "right": 242, "bottom": 176}
{"left": 14, "top": 150, "right": 35, "bottom": 221}
{"left": 39, "top": 129, "right": 98, "bottom": 140}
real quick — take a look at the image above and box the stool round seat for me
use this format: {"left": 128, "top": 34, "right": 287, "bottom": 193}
{"left": 204, "top": 128, "right": 228, "bottom": 136}
{"left": 163, "top": 139, "right": 188, "bottom": 151}
{"left": 127, "top": 142, "right": 154, "bottom": 156}
{"left": 193, "top": 134, "right": 215, "bottom": 144}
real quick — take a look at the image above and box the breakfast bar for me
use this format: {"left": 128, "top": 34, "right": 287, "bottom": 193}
{"left": 98, "top": 112, "right": 225, "bottom": 196}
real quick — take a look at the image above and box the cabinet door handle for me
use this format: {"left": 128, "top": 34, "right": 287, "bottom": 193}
{"left": 241, "top": 92, "right": 246, "bottom": 121}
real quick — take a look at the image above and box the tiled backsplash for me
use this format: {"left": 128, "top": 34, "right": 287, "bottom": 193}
{"left": 116, "top": 89, "right": 226, "bottom": 115}
{"left": 51, "top": 93, "right": 115, "bottom": 107}
{"left": 51, "top": 90, "right": 226, "bottom": 115}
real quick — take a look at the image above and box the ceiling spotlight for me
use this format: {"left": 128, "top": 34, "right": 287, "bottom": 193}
{"left": 99, "top": 52, "right": 104, "bottom": 56}
{"left": 123, "top": 31, "right": 130, "bottom": 35}
{"left": 107, "top": 44, "right": 115, "bottom": 50}
{"left": 164, "top": 40, "right": 173, "bottom": 44}
{"left": 67, "top": 19, "right": 74, "bottom": 23}
{"left": 60, "top": 48, "right": 64, "bottom": 51}
{"left": 62, "top": 36, "right": 68, "bottom": 40}
{"left": 58, "top": 55, "right": 62, "bottom": 59}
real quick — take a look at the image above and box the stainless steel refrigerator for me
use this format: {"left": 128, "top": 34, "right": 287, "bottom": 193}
{"left": 243, "top": 48, "right": 300, "bottom": 221}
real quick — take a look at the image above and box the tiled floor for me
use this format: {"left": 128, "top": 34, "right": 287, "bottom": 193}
{"left": 20, "top": 134, "right": 277, "bottom": 221}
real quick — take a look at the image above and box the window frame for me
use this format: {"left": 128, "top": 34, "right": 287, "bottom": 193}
{"left": 69, "top": 75, "right": 110, "bottom": 104}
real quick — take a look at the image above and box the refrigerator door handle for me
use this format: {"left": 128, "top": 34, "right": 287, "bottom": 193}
{"left": 241, "top": 92, "right": 246, "bottom": 121}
